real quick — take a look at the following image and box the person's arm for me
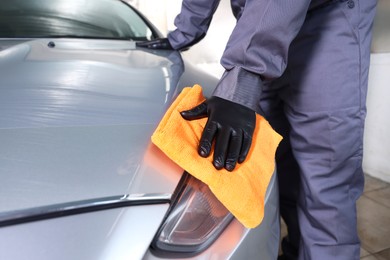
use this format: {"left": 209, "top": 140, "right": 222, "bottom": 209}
{"left": 168, "top": 0, "right": 221, "bottom": 50}
{"left": 213, "top": 0, "right": 312, "bottom": 111}
{"left": 182, "top": 0, "right": 313, "bottom": 171}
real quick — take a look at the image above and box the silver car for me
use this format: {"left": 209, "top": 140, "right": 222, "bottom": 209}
{"left": 0, "top": 0, "right": 280, "bottom": 259}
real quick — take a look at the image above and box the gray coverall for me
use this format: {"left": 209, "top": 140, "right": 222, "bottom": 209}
{"left": 168, "top": 0, "right": 377, "bottom": 259}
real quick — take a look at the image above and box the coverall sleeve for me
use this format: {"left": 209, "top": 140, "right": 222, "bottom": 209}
{"left": 168, "top": 0, "right": 221, "bottom": 50}
{"left": 213, "top": 0, "right": 312, "bottom": 111}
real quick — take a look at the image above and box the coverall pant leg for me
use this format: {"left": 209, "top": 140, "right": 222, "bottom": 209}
{"left": 258, "top": 1, "right": 377, "bottom": 259}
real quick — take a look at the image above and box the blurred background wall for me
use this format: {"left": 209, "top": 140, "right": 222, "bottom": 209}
{"left": 363, "top": 0, "right": 390, "bottom": 183}
{"left": 129, "top": 0, "right": 390, "bottom": 183}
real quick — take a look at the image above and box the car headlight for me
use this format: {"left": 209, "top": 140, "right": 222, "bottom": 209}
{"left": 151, "top": 173, "right": 233, "bottom": 255}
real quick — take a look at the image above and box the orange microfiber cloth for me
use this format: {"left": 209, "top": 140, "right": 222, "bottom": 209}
{"left": 151, "top": 84, "right": 282, "bottom": 228}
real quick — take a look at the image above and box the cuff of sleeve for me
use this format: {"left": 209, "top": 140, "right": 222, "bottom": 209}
{"left": 168, "top": 29, "right": 204, "bottom": 51}
{"left": 167, "top": 30, "right": 185, "bottom": 50}
{"left": 212, "top": 67, "right": 263, "bottom": 112}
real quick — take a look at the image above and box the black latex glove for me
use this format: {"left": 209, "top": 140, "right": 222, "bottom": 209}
{"left": 180, "top": 96, "right": 256, "bottom": 171}
{"left": 136, "top": 38, "right": 173, "bottom": 50}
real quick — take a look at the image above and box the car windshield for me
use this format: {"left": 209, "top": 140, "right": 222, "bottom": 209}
{"left": 0, "top": 0, "right": 155, "bottom": 40}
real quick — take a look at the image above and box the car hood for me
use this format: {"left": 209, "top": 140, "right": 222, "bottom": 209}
{"left": 0, "top": 39, "right": 188, "bottom": 214}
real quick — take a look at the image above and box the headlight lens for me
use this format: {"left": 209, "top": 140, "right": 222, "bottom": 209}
{"left": 152, "top": 174, "right": 233, "bottom": 254}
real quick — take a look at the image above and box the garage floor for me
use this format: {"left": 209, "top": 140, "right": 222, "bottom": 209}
{"left": 280, "top": 174, "right": 390, "bottom": 260}
{"left": 358, "top": 175, "right": 390, "bottom": 260}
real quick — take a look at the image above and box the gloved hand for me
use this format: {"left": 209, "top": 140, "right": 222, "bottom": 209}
{"left": 136, "top": 38, "right": 173, "bottom": 50}
{"left": 180, "top": 96, "right": 256, "bottom": 171}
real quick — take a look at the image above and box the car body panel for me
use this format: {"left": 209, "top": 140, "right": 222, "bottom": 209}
{"left": 0, "top": 204, "right": 170, "bottom": 260}
{"left": 0, "top": 38, "right": 185, "bottom": 213}
{"left": 0, "top": 8, "right": 279, "bottom": 259}
{"left": 0, "top": 174, "right": 279, "bottom": 260}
